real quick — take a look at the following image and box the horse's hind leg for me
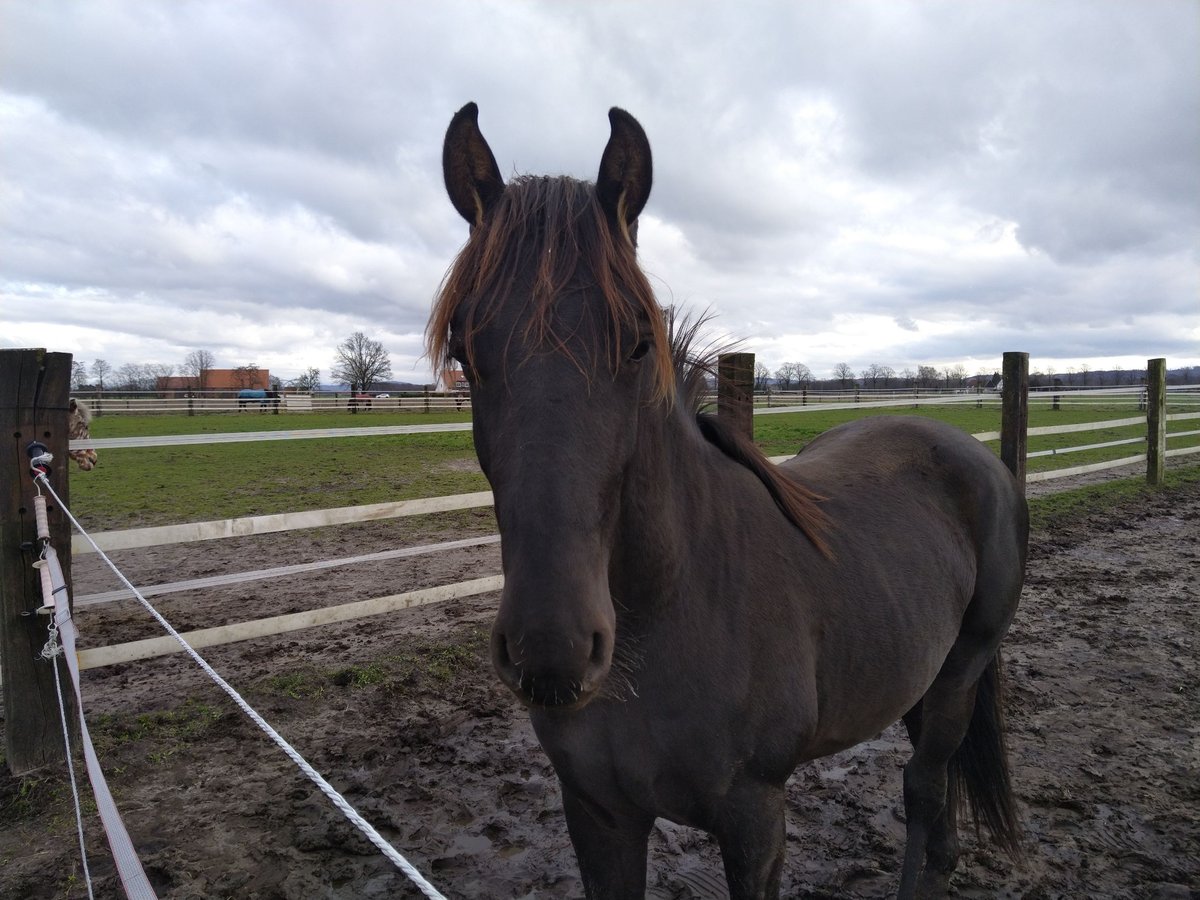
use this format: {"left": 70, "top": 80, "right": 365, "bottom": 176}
{"left": 900, "top": 696, "right": 968, "bottom": 898}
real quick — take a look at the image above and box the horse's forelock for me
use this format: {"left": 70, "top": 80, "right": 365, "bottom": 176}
{"left": 428, "top": 176, "right": 674, "bottom": 402}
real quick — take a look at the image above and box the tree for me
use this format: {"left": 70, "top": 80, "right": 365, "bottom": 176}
{"left": 233, "top": 364, "right": 264, "bottom": 389}
{"left": 90, "top": 359, "right": 112, "bottom": 390}
{"left": 942, "top": 365, "right": 966, "bottom": 389}
{"left": 793, "top": 363, "right": 813, "bottom": 389}
{"left": 332, "top": 332, "right": 392, "bottom": 391}
{"left": 753, "top": 362, "right": 771, "bottom": 392}
{"left": 115, "top": 363, "right": 152, "bottom": 391}
{"left": 832, "top": 362, "right": 855, "bottom": 389}
{"left": 183, "top": 349, "right": 216, "bottom": 391}
{"left": 775, "top": 362, "right": 798, "bottom": 391}
{"left": 71, "top": 361, "right": 87, "bottom": 391}
{"left": 861, "top": 363, "right": 894, "bottom": 389}
{"left": 290, "top": 367, "right": 321, "bottom": 392}
{"left": 916, "top": 365, "right": 939, "bottom": 388}
{"left": 147, "top": 363, "right": 174, "bottom": 394}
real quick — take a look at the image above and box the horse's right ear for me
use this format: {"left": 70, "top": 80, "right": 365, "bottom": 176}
{"left": 443, "top": 102, "right": 505, "bottom": 228}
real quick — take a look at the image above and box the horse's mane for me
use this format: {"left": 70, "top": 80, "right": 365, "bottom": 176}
{"left": 427, "top": 175, "right": 674, "bottom": 401}
{"left": 672, "top": 316, "right": 831, "bottom": 557}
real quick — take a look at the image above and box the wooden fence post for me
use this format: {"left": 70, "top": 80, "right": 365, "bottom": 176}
{"left": 1000, "top": 351, "right": 1029, "bottom": 489}
{"left": 717, "top": 352, "right": 755, "bottom": 442}
{"left": 0, "top": 349, "right": 77, "bottom": 774}
{"left": 1146, "top": 358, "right": 1166, "bottom": 485}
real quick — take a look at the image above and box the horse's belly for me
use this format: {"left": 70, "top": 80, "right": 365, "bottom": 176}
{"left": 805, "top": 575, "right": 971, "bottom": 756}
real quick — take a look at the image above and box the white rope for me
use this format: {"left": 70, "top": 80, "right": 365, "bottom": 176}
{"left": 36, "top": 474, "right": 447, "bottom": 900}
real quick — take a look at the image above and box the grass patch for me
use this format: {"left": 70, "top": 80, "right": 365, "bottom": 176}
{"left": 84, "top": 409, "right": 474, "bottom": 437}
{"left": 91, "top": 698, "right": 225, "bottom": 765}
{"left": 70, "top": 401, "right": 1196, "bottom": 532}
{"left": 73, "top": 427, "right": 484, "bottom": 530}
{"left": 1027, "top": 466, "right": 1200, "bottom": 534}
{"left": 262, "top": 670, "right": 326, "bottom": 700}
{"left": 2, "top": 775, "right": 65, "bottom": 822}
{"left": 330, "top": 662, "right": 389, "bottom": 688}
{"left": 255, "top": 632, "right": 489, "bottom": 700}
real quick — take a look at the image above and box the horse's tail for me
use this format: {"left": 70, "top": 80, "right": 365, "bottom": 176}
{"left": 949, "top": 650, "right": 1023, "bottom": 858}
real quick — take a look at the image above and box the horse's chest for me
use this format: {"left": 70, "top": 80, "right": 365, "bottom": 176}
{"left": 533, "top": 680, "right": 779, "bottom": 827}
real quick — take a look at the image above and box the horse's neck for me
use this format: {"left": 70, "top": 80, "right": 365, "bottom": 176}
{"left": 611, "top": 406, "right": 770, "bottom": 605}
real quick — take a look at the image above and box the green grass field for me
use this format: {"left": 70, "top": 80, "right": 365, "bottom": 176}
{"left": 70, "top": 401, "right": 1197, "bottom": 531}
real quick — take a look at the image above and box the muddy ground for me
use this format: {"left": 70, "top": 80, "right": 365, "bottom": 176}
{"left": 2, "top": 468, "right": 1197, "bottom": 899}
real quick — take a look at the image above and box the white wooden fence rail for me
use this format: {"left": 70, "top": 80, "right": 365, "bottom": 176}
{"left": 64, "top": 396, "right": 1199, "bottom": 671}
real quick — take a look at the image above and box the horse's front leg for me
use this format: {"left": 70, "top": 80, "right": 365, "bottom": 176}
{"left": 714, "top": 779, "right": 787, "bottom": 900}
{"left": 562, "top": 787, "right": 654, "bottom": 899}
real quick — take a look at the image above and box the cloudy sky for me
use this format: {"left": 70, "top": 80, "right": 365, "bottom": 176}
{"left": 2, "top": 1, "right": 1197, "bottom": 385}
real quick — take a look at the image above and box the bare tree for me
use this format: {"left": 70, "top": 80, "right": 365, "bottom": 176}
{"left": 232, "top": 364, "right": 265, "bottom": 389}
{"left": 182, "top": 349, "right": 216, "bottom": 391}
{"left": 916, "top": 365, "right": 939, "bottom": 388}
{"left": 71, "top": 361, "right": 87, "bottom": 390}
{"left": 147, "top": 363, "right": 174, "bottom": 395}
{"left": 754, "top": 362, "right": 771, "bottom": 392}
{"left": 941, "top": 365, "right": 966, "bottom": 389}
{"left": 775, "top": 362, "right": 799, "bottom": 390}
{"left": 832, "top": 362, "right": 855, "bottom": 389}
{"left": 332, "top": 332, "right": 392, "bottom": 392}
{"left": 90, "top": 358, "right": 112, "bottom": 390}
{"left": 290, "top": 367, "right": 321, "bottom": 392}
{"left": 861, "top": 363, "right": 894, "bottom": 389}
{"left": 114, "top": 364, "right": 139, "bottom": 390}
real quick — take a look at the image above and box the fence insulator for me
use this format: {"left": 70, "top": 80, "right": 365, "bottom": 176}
{"left": 34, "top": 494, "right": 51, "bottom": 541}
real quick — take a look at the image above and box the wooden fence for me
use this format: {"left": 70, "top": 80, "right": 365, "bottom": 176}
{"left": 3, "top": 348, "right": 1198, "bottom": 772}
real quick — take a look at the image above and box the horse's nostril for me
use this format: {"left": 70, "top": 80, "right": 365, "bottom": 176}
{"left": 493, "top": 632, "right": 512, "bottom": 669}
{"left": 589, "top": 631, "right": 610, "bottom": 667}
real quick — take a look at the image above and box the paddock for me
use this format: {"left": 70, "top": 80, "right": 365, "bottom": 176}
{"left": 1, "top": 469, "right": 1196, "bottom": 898}
{"left": 1, "top": 350, "right": 1198, "bottom": 898}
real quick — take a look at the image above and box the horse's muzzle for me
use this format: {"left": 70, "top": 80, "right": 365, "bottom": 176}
{"left": 491, "top": 626, "right": 613, "bottom": 710}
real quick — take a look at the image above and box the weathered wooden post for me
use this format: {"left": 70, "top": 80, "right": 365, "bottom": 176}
{"left": 717, "top": 352, "right": 755, "bottom": 442}
{"left": 0, "top": 349, "right": 77, "bottom": 774}
{"left": 1146, "top": 358, "right": 1166, "bottom": 485}
{"left": 1000, "top": 351, "right": 1029, "bottom": 489}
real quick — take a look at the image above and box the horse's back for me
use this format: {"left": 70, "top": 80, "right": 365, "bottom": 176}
{"left": 785, "top": 415, "right": 1023, "bottom": 527}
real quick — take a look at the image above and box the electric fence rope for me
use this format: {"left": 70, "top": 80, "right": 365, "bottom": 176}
{"left": 34, "top": 472, "right": 447, "bottom": 900}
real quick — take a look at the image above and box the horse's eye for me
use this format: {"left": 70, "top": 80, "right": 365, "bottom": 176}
{"left": 629, "top": 340, "right": 652, "bottom": 362}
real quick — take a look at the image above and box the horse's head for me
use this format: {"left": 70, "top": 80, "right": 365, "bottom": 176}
{"left": 431, "top": 103, "right": 672, "bottom": 710}
{"left": 68, "top": 398, "right": 97, "bottom": 471}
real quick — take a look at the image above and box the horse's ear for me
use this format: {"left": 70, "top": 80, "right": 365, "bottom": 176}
{"left": 597, "top": 108, "right": 652, "bottom": 245}
{"left": 443, "top": 102, "right": 505, "bottom": 228}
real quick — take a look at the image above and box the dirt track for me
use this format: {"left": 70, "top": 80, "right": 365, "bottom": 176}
{"left": 2, "top": 472, "right": 1198, "bottom": 898}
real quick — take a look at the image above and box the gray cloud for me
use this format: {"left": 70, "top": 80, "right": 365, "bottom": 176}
{"left": 1, "top": 0, "right": 1196, "bottom": 381}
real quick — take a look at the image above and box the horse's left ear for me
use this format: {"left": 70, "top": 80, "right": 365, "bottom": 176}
{"left": 597, "top": 108, "right": 652, "bottom": 245}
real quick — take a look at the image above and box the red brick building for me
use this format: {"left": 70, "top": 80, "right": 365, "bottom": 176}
{"left": 157, "top": 368, "right": 270, "bottom": 395}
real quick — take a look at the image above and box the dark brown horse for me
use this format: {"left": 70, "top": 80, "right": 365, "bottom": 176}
{"left": 429, "top": 103, "right": 1026, "bottom": 899}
